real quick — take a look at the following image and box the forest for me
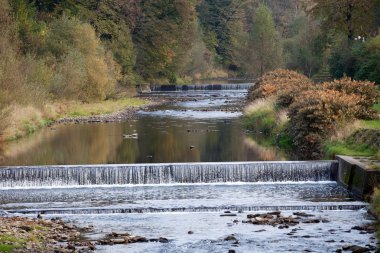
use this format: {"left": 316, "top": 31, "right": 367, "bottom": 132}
{"left": 0, "top": 0, "right": 380, "bottom": 141}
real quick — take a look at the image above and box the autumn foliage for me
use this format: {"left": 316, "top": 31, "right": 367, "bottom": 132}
{"left": 249, "top": 69, "right": 312, "bottom": 107}
{"left": 247, "top": 69, "right": 379, "bottom": 159}
{"left": 321, "top": 78, "right": 378, "bottom": 119}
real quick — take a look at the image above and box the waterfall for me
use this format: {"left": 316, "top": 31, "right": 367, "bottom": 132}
{"left": 0, "top": 161, "right": 337, "bottom": 188}
{"left": 149, "top": 83, "right": 254, "bottom": 92}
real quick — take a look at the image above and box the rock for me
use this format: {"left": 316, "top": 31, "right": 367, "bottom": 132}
{"left": 67, "top": 244, "right": 76, "bottom": 250}
{"left": 125, "top": 236, "right": 148, "bottom": 243}
{"left": 351, "top": 226, "right": 365, "bottom": 231}
{"left": 110, "top": 238, "right": 125, "bottom": 244}
{"left": 188, "top": 231, "right": 194, "bottom": 234}
{"left": 228, "top": 250, "right": 236, "bottom": 253}
{"left": 158, "top": 237, "right": 169, "bottom": 243}
{"left": 342, "top": 245, "right": 353, "bottom": 250}
{"left": 224, "top": 235, "right": 237, "bottom": 241}
{"left": 268, "top": 211, "right": 281, "bottom": 216}
{"left": 303, "top": 219, "right": 320, "bottom": 224}
{"left": 19, "top": 225, "right": 33, "bottom": 232}
{"left": 349, "top": 245, "right": 370, "bottom": 253}
{"left": 326, "top": 240, "right": 335, "bottom": 243}
{"left": 220, "top": 214, "right": 237, "bottom": 217}
{"left": 293, "top": 212, "right": 314, "bottom": 217}
{"left": 247, "top": 214, "right": 260, "bottom": 219}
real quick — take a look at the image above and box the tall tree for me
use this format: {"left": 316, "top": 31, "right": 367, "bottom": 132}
{"left": 197, "top": 0, "right": 246, "bottom": 69}
{"left": 284, "top": 16, "right": 325, "bottom": 77}
{"left": 310, "top": 0, "right": 376, "bottom": 41}
{"left": 134, "top": 0, "right": 196, "bottom": 82}
{"left": 250, "top": 3, "right": 282, "bottom": 77}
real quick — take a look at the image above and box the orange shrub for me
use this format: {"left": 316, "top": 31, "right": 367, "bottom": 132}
{"left": 287, "top": 89, "right": 359, "bottom": 159}
{"left": 249, "top": 69, "right": 313, "bottom": 107}
{"left": 322, "top": 77, "right": 378, "bottom": 119}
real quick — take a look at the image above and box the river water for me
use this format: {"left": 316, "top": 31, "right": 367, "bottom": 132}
{"left": 0, "top": 85, "right": 377, "bottom": 252}
{"left": 0, "top": 86, "right": 284, "bottom": 165}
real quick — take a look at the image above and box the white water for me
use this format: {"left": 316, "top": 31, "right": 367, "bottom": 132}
{"left": 0, "top": 161, "right": 336, "bottom": 188}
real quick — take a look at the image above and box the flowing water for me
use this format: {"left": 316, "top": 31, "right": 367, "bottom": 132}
{"left": 0, "top": 84, "right": 376, "bottom": 252}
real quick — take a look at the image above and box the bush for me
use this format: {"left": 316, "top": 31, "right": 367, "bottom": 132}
{"left": 287, "top": 89, "right": 359, "bottom": 159}
{"left": 45, "top": 16, "right": 118, "bottom": 102}
{"left": 322, "top": 77, "right": 378, "bottom": 119}
{"left": 248, "top": 69, "right": 313, "bottom": 107}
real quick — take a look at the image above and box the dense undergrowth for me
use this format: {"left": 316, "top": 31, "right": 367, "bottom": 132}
{"left": 245, "top": 69, "right": 380, "bottom": 160}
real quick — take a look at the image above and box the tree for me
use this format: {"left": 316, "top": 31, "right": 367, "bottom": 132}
{"left": 250, "top": 4, "right": 282, "bottom": 77}
{"left": 197, "top": 0, "right": 247, "bottom": 70}
{"left": 134, "top": 0, "right": 196, "bottom": 82}
{"left": 310, "top": 0, "right": 376, "bottom": 41}
{"left": 284, "top": 16, "right": 324, "bottom": 77}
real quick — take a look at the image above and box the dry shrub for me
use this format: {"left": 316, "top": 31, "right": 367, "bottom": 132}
{"left": 287, "top": 89, "right": 359, "bottom": 159}
{"left": 2, "top": 105, "right": 44, "bottom": 140}
{"left": 322, "top": 77, "right": 378, "bottom": 119}
{"left": 249, "top": 69, "right": 313, "bottom": 107}
{"left": 329, "top": 120, "right": 362, "bottom": 142}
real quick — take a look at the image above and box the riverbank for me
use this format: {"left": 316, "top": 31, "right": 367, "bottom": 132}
{"left": 0, "top": 215, "right": 94, "bottom": 252}
{"left": 244, "top": 69, "right": 380, "bottom": 160}
{"left": 0, "top": 96, "right": 161, "bottom": 143}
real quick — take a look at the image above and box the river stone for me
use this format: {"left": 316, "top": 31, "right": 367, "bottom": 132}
{"left": 224, "top": 235, "right": 237, "bottom": 241}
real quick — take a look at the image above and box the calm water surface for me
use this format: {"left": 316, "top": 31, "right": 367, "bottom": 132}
{"left": 0, "top": 88, "right": 285, "bottom": 165}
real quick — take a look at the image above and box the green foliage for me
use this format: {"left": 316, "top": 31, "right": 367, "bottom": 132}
{"left": 249, "top": 4, "right": 282, "bottom": 77}
{"left": 325, "top": 128, "right": 380, "bottom": 157}
{"left": 244, "top": 107, "right": 277, "bottom": 136}
{"left": 310, "top": 0, "right": 376, "bottom": 41}
{"left": 44, "top": 17, "right": 118, "bottom": 101}
{"left": 353, "top": 36, "right": 380, "bottom": 84}
{"left": 283, "top": 16, "right": 324, "bottom": 77}
{"left": 197, "top": 0, "right": 238, "bottom": 67}
{"left": 134, "top": 0, "right": 196, "bottom": 82}
{"left": 324, "top": 141, "right": 377, "bottom": 157}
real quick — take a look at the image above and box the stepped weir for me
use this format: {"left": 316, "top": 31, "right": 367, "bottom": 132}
{"left": 149, "top": 83, "right": 254, "bottom": 92}
{"left": 0, "top": 161, "right": 338, "bottom": 188}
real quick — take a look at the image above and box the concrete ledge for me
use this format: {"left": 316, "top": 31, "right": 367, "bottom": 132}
{"left": 336, "top": 155, "right": 380, "bottom": 199}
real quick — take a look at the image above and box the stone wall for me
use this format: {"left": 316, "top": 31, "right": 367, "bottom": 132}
{"left": 336, "top": 155, "right": 380, "bottom": 200}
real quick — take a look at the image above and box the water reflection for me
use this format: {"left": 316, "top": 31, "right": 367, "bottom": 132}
{"left": 0, "top": 90, "right": 285, "bottom": 165}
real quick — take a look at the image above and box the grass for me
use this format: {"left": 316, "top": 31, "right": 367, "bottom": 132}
{"left": 0, "top": 235, "right": 26, "bottom": 252}
{"left": 65, "top": 97, "right": 148, "bottom": 118}
{"left": 360, "top": 103, "right": 380, "bottom": 130}
{"left": 1, "top": 97, "right": 150, "bottom": 142}
{"left": 324, "top": 141, "right": 377, "bottom": 158}
{"left": 323, "top": 102, "right": 380, "bottom": 158}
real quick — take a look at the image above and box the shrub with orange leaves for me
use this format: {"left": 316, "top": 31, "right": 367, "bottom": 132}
{"left": 322, "top": 77, "right": 378, "bottom": 119}
{"left": 287, "top": 89, "right": 360, "bottom": 159}
{"left": 248, "top": 69, "right": 312, "bottom": 105}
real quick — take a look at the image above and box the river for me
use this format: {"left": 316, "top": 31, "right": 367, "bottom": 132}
{"left": 0, "top": 84, "right": 285, "bottom": 165}
{"left": 0, "top": 84, "right": 376, "bottom": 253}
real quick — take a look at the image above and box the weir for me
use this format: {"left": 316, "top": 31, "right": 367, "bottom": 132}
{"left": 0, "top": 161, "right": 337, "bottom": 188}
{"left": 6, "top": 203, "right": 369, "bottom": 215}
{"left": 149, "top": 83, "right": 254, "bottom": 92}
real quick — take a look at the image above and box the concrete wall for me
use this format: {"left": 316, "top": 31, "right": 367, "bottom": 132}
{"left": 336, "top": 155, "right": 380, "bottom": 200}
